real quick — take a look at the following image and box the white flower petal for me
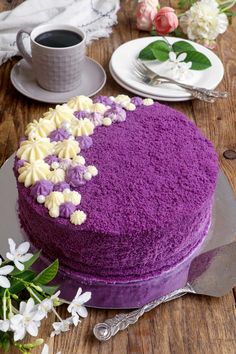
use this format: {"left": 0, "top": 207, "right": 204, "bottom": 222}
{"left": 72, "top": 314, "right": 80, "bottom": 326}
{"left": 26, "top": 321, "right": 39, "bottom": 337}
{"left": 0, "top": 265, "right": 14, "bottom": 275}
{"left": 15, "top": 260, "right": 24, "bottom": 271}
{"left": 77, "top": 291, "right": 91, "bottom": 304}
{"left": 177, "top": 52, "right": 187, "bottom": 62}
{"left": 14, "top": 327, "right": 26, "bottom": 342}
{"left": 19, "top": 301, "right": 27, "bottom": 314}
{"left": 17, "top": 241, "right": 30, "bottom": 255}
{"left": 77, "top": 306, "right": 88, "bottom": 318}
{"left": 10, "top": 314, "right": 23, "bottom": 327}
{"left": 0, "top": 275, "right": 11, "bottom": 288}
{"left": 33, "top": 310, "right": 47, "bottom": 321}
{"left": 0, "top": 258, "right": 2, "bottom": 267}
{"left": 25, "top": 298, "right": 35, "bottom": 314}
{"left": 169, "top": 51, "right": 176, "bottom": 62}
{"left": 8, "top": 238, "right": 16, "bottom": 254}
{"left": 0, "top": 320, "right": 10, "bottom": 332}
{"left": 19, "top": 253, "right": 33, "bottom": 263}
{"left": 74, "top": 287, "right": 82, "bottom": 299}
{"left": 186, "top": 61, "right": 192, "bottom": 69}
{"left": 6, "top": 252, "right": 14, "bottom": 261}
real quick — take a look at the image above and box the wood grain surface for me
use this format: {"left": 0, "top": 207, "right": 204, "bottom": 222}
{"left": 0, "top": 1, "right": 235, "bottom": 353}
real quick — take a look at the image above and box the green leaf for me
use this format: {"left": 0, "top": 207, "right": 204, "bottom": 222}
{"left": 39, "top": 284, "right": 59, "bottom": 296}
{"left": 138, "top": 40, "right": 170, "bottom": 61}
{"left": 33, "top": 259, "right": 59, "bottom": 285}
{"left": 172, "top": 41, "right": 196, "bottom": 54}
{"left": 10, "top": 251, "right": 41, "bottom": 276}
{"left": 138, "top": 43, "right": 156, "bottom": 61}
{"left": 151, "top": 40, "right": 170, "bottom": 62}
{"left": 184, "top": 51, "right": 212, "bottom": 70}
{"left": 9, "top": 270, "right": 36, "bottom": 294}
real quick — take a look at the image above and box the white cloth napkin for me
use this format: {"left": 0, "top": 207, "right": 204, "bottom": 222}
{"left": 0, "top": 0, "right": 120, "bottom": 65}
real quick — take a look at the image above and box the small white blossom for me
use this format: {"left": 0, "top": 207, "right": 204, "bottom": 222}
{"left": 10, "top": 298, "right": 44, "bottom": 341}
{"left": 168, "top": 52, "right": 192, "bottom": 80}
{"left": 0, "top": 319, "right": 10, "bottom": 332}
{"left": 180, "top": 0, "right": 228, "bottom": 46}
{"left": 67, "top": 288, "right": 91, "bottom": 320}
{"left": 6, "top": 238, "right": 33, "bottom": 271}
{"left": 51, "top": 317, "right": 73, "bottom": 337}
{"left": 0, "top": 258, "right": 14, "bottom": 288}
{"left": 37, "top": 291, "right": 61, "bottom": 317}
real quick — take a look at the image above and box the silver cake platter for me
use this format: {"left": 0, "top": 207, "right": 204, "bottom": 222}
{"left": 0, "top": 154, "right": 236, "bottom": 309}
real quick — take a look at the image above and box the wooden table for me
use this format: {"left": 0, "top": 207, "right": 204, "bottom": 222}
{"left": 0, "top": 1, "right": 235, "bottom": 353}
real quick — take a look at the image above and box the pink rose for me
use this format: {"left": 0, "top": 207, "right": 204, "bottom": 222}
{"left": 154, "top": 7, "right": 178, "bottom": 35}
{"left": 136, "top": 0, "right": 159, "bottom": 32}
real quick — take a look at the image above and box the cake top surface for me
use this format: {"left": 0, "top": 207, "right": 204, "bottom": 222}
{"left": 15, "top": 94, "right": 218, "bottom": 233}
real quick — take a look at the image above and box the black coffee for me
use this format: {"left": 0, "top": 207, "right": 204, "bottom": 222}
{"left": 35, "top": 30, "right": 82, "bottom": 48}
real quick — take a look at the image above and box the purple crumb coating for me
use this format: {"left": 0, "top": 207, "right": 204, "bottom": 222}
{"left": 131, "top": 96, "right": 143, "bottom": 106}
{"left": 74, "top": 111, "right": 89, "bottom": 119}
{"left": 16, "top": 102, "right": 219, "bottom": 283}
{"left": 49, "top": 128, "right": 70, "bottom": 142}
{"left": 15, "top": 159, "right": 25, "bottom": 170}
{"left": 93, "top": 95, "right": 113, "bottom": 106}
{"left": 53, "top": 182, "right": 70, "bottom": 192}
{"left": 59, "top": 202, "right": 76, "bottom": 218}
{"left": 88, "top": 112, "right": 103, "bottom": 127}
{"left": 44, "top": 155, "right": 59, "bottom": 165}
{"left": 66, "top": 165, "right": 86, "bottom": 187}
{"left": 76, "top": 136, "right": 93, "bottom": 150}
{"left": 30, "top": 180, "right": 54, "bottom": 198}
{"left": 104, "top": 104, "right": 126, "bottom": 123}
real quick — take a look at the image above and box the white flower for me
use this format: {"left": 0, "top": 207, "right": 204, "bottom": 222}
{"left": 10, "top": 298, "right": 44, "bottom": 341}
{"left": 180, "top": 0, "right": 228, "bottom": 43}
{"left": 0, "top": 319, "right": 10, "bottom": 332}
{"left": 6, "top": 238, "right": 33, "bottom": 271}
{"left": 37, "top": 291, "right": 61, "bottom": 317}
{"left": 168, "top": 52, "right": 192, "bottom": 80}
{"left": 41, "top": 343, "right": 61, "bottom": 354}
{"left": 51, "top": 317, "right": 73, "bottom": 337}
{"left": 0, "top": 258, "right": 14, "bottom": 288}
{"left": 67, "top": 288, "right": 91, "bottom": 320}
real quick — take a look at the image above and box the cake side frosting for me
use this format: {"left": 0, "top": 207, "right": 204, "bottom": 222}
{"left": 14, "top": 95, "right": 218, "bottom": 282}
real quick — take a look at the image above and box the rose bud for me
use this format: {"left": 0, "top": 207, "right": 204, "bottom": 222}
{"left": 154, "top": 7, "right": 178, "bottom": 35}
{"left": 136, "top": 0, "right": 160, "bottom": 32}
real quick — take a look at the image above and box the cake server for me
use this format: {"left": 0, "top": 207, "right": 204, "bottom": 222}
{"left": 93, "top": 241, "right": 236, "bottom": 341}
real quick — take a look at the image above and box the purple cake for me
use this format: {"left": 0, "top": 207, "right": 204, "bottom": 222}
{"left": 14, "top": 94, "right": 218, "bottom": 307}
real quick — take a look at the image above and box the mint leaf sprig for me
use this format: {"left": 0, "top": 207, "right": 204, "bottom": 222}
{"left": 138, "top": 40, "right": 212, "bottom": 70}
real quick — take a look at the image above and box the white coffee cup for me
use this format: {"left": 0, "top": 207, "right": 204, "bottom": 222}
{"left": 16, "top": 24, "right": 86, "bottom": 92}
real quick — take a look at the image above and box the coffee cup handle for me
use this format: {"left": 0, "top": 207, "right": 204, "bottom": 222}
{"left": 16, "top": 28, "right": 33, "bottom": 65}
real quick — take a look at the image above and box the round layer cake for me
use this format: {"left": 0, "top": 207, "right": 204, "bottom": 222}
{"left": 14, "top": 95, "right": 218, "bottom": 304}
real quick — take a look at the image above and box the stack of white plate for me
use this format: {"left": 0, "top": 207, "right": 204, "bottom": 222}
{"left": 109, "top": 37, "right": 224, "bottom": 102}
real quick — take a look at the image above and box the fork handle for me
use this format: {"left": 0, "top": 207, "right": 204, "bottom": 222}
{"left": 152, "top": 76, "right": 227, "bottom": 99}
{"left": 93, "top": 284, "right": 195, "bottom": 341}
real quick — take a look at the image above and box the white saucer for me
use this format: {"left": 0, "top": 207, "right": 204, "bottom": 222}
{"left": 109, "top": 62, "right": 189, "bottom": 102}
{"left": 10, "top": 57, "right": 107, "bottom": 104}
{"left": 110, "top": 37, "right": 224, "bottom": 100}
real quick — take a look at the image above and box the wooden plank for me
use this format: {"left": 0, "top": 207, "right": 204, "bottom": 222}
{"left": 0, "top": 1, "right": 235, "bottom": 353}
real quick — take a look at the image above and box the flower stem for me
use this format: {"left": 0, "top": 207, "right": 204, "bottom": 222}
{"left": 3, "top": 289, "right": 7, "bottom": 320}
{"left": 51, "top": 306, "right": 64, "bottom": 322}
{"left": 162, "top": 36, "right": 172, "bottom": 49}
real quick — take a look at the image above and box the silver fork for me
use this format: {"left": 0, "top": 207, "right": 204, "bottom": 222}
{"left": 133, "top": 60, "right": 228, "bottom": 103}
